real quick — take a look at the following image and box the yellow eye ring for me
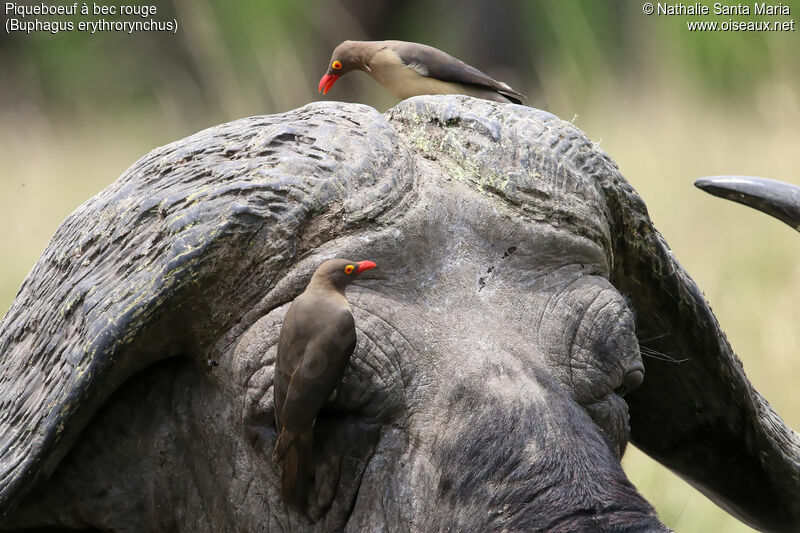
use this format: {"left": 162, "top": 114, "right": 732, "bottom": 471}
{"left": 344, "top": 264, "right": 355, "bottom": 274}
{"left": 332, "top": 60, "right": 343, "bottom": 70}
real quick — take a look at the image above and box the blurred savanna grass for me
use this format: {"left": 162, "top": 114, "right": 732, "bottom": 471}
{"left": 1, "top": 1, "right": 799, "bottom": 531}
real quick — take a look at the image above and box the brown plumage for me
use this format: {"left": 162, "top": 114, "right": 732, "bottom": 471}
{"left": 272, "top": 258, "right": 377, "bottom": 512}
{"left": 319, "top": 40, "right": 525, "bottom": 104}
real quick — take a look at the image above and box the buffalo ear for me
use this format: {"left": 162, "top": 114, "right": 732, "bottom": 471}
{"left": 598, "top": 176, "right": 800, "bottom": 532}
{"left": 694, "top": 175, "right": 800, "bottom": 231}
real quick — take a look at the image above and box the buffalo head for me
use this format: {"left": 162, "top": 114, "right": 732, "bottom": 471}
{"left": 0, "top": 97, "right": 797, "bottom": 531}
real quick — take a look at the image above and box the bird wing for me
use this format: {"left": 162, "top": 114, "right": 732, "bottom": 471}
{"left": 273, "top": 303, "right": 302, "bottom": 433}
{"left": 277, "top": 308, "right": 356, "bottom": 435}
{"left": 388, "top": 40, "right": 526, "bottom": 102}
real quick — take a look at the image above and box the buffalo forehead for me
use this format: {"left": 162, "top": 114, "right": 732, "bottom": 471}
{"left": 386, "top": 96, "right": 613, "bottom": 256}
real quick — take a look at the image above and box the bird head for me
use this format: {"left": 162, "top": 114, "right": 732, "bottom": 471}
{"left": 311, "top": 258, "right": 377, "bottom": 290}
{"left": 319, "top": 41, "right": 370, "bottom": 95}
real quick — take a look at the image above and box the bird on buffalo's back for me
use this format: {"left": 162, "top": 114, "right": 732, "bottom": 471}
{"left": 272, "top": 258, "right": 377, "bottom": 513}
{"left": 319, "top": 40, "right": 525, "bottom": 104}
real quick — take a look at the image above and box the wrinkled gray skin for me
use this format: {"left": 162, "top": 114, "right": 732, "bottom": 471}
{"left": 1, "top": 97, "right": 799, "bottom": 532}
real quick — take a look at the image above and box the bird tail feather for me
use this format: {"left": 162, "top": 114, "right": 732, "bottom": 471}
{"left": 280, "top": 427, "right": 313, "bottom": 513}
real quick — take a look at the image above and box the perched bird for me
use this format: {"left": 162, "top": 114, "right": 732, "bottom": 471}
{"left": 272, "top": 258, "right": 377, "bottom": 512}
{"left": 319, "top": 40, "right": 525, "bottom": 104}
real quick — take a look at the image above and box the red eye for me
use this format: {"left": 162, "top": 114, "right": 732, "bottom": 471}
{"left": 332, "top": 60, "right": 343, "bottom": 70}
{"left": 344, "top": 264, "right": 355, "bottom": 274}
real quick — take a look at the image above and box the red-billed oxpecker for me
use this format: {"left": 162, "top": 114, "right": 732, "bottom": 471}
{"left": 319, "top": 40, "right": 525, "bottom": 104}
{"left": 272, "top": 258, "right": 377, "bottom": 512}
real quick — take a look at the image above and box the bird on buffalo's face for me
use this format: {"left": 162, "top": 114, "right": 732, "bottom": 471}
{"left": 272, "top": 258, "right": 377, "bottom": 513}
{"left": 319, "top": 40, "right": 525, "bottom": 104}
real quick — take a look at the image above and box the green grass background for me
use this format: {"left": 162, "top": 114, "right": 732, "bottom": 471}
{"left": 1, "top": 1, "right": 799, "bottom": 530}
